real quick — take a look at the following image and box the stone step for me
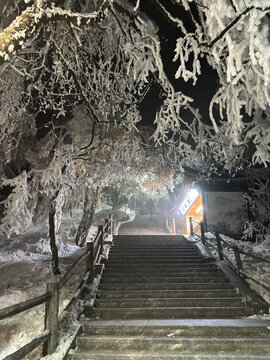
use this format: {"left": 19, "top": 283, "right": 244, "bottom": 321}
{"left": 112, "top": 240, "right": 193, "bottom": 242}
{"left": 68, "top": 350, "right": 270, "bottom": 359}
{"left": 82, "top": 322, "right": 270, "bottom": 337}
{"left": 109, "top": 252, "right": 200, "bottom": 261}
{"left": 111, "top": 242, "right": 195, "bottom": 245}
{"left": 101, "top": 277, "right": 229, "bottom": 284}
{"left": 99, "top": 282, "right": 234, "bottom": 291}
{"left": 75, "top": 335, "right": 269, "bottom": 353}
{"left": 109, "top": 257, "right": 205, "bottom": 266}
{"left": 114, "top": 235, "right": 186, "bottom": 238}
{"left": 89, "top": 306, "right": 252, "bottom": 319}
{"left": 109, "top": 255, "right": 201, "bottom": 260}
{"left": 113, "top": 239, "right": 189, "bottom": 243}
{"left": 95, "top": 297, "right": 244, "bottom": 308}
{"left": 99, "top": 289, "right": 239, "bottom": 299}
{"left": 106, "top": 259, "right": 214, "bottom": 269}
{"left": 104, "top": 267, "right": 219, "bottom": 274}
{"left": 111, "top": 246, "right": 196, "bottom": 249}
{"left": 106, "top": 261, "right": 217, "bottom": 273}
{"left": 110, "top": 248, "right": 199, "bottom": 253}
{"left": 103, "top": 270, "right": 222, "bottom": 277}
{"left": 109, "top": 254, "right": 200, "bottom": 258}
{"left": 110, "top": 252, "right": 201, "bottom": 255}
{"left": 107, "top": 261, "right": 212, "bottom": 267}
{"left": 67, "top": 234, "right": 269, "bottom": 360}
{"left": 111, "top": 246, "right": 197, "bottom": 250}
{"left": 104, "top": 269, "right": 221, "bottom": 276}
{"left": 102, "top": 270, "right": 225, "bottom": 277}
{"left": 104, "top": 270, "right": 219, "bottom": 276}
{"left": 108, "top": 258, "right": 203, "bottom": 263}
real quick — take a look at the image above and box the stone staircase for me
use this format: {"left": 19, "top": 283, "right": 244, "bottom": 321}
{"left": 68, "top": 235, "right": 270, "bottom": 359}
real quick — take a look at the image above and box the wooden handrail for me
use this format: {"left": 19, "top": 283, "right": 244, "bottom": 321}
{"left": 189, "top": 217, "right": 270, "bottom": 265}
{"left": 215, "top": 232, "right": 224, "bottom": 261}
{"left": 192, "top": 218, "right": 270, "bottom": 300}
{"left": 58, "top": 249, "right": 90, "bottom": 289}
{"left": 0, "top": 292, "right": 51, "bottom": 321}
{"left": 189, "top": 216, "right": 270, "bottom": 292}
{"left": 1, "top": 215, "right": 113, "bottom": 360}
{"left": 4, "top": 330, "right": 49, "bottom": 360}
{"left": 58, "top": 270, "right": 90, "bottom": 325}
{"left": 239, "top": 249, "right": 270, "bottom": 265}
{"left": 189, "top": 217, "right": 193, "bottom": 235}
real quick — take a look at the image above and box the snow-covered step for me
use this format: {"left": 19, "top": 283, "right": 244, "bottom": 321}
{"left": 88, "top": 306, "right": 252, "bottom": 319}
{"left": 68, "top": 351, "right": 270, "bottom": 360}
{"left": 82, "top": 321, "right": 270, "bottom": 337}
{"left": 95, "top": 297, "right": 244, "bottom": 308}
{"left": 98, "top": 289, "right": 239, "bottom": 299}
{"left": 75, "top": 335, "right": 270, "bottom": 353}
{"left": 101, "top": 276, "right": 230, "bottom": 284}
{"left": 99, "top": 282, "right": 234, "bottom": 291}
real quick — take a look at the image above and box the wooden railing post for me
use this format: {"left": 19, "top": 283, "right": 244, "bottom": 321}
{"left": 90, "top": 241, "right": 95, "bottom": 281}
{"left": 104, "top": 218, "right": 109, "bottom": 237}
{"left": 189, "top": 217, "right": 193, "bottom": 235}
{"left": 113, "top": 214, "right": 118, "bottom": 235}
{"left": 215, "top": 232, "right": 224, "bottom": 261}
{"left": 233, "top": 245, "right": 243, "bottom": 272}
{"left": 98, "top": 224, "right": 104, "bottom": 256}
{"left": 43, "top": 282, "right": 59, "bottom": 355}
{"left": 172, "top": 217, "right": 176, "bottom": 235}
{"left": 200, "top": 222, "right": 205, "bottom": 245}
{"left": 109, "top": 214, "right": 113, "bottom": 235}
{"left": 86, "top": 242, "right": 92, "bottom": 271}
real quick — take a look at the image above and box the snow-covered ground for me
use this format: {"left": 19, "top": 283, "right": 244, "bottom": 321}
{"left": 0, "top": 224, "right": 96, "bottom": 360}
{"left": 0, "top": 207, "right": 127, "bottom": 360}
{"left": 118, "top": 213, "right": 168, "bottom": 235}
{"left": 188, "top": 232, "right": 270, "bottom": 305}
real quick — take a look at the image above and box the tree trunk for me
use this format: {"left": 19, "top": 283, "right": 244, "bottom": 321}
{"left": 49, "top": 192, "right": 61, "bottom": 275}
{"left": 75, "top": 188, "right": 99, "bottom": 247}
{"left": 111, "top": 188, "right": 120, "bottom": 210}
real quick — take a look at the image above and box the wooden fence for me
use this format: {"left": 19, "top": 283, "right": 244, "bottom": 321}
{"left": 189, "top": 216, "right": 270, "bottom": 292}
{"left": 0, "top": 215, "right": 112, "bottom": 360}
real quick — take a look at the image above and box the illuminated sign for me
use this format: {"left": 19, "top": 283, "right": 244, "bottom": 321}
{"left": 179, "top": 189, "right": 200, "bottom": 215}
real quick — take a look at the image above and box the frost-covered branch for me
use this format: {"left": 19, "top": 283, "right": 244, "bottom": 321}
{"left": 201, "top": 5, "right": 270, "bottom": 49}
{"left": 148, "top": 0, "right": 187, "bottom": 36}
{"left": 50, "top": 38, "right": 102, "bottom": 124}
{"left": 0, "top": 0, "right": 110, "bottom": 63}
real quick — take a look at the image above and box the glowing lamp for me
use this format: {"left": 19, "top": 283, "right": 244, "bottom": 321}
{"left": 179, "top": 188, "right": 199, "bottom": 215}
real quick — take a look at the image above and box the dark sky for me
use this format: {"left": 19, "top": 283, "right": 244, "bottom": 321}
{"left": 136, "top": 0, "right": 218, "bottom": 126}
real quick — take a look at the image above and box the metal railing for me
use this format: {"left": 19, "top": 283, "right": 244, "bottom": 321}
{"left": 189, "top": 216, "right": 270, "bottom": 292}
{"left": 0, "top": 215, "right": 113, "bottom": 360}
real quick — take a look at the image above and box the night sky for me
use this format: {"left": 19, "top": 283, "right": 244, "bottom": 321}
{"left": 137, "top": 0, "right": 218, "bottom": 126}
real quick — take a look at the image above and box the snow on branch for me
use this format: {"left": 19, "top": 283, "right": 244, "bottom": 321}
{"left": 148, "top": 0, "right": 187, "bottom": 36}
{"left": 0, "top": 171, "right": 33, "bottom": 237}
{"left": 201, "top": 5, "right": 270, "bottom": 49}
{"left": 173, "top": 34, "right": 201, "bottom": 84}
{"left": 0, "top": 0, "right": 110, "bottom": 64}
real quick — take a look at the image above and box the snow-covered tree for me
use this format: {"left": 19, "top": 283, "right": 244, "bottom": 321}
{"left": 0, "top": 0, "right": 270, "bottom": 251}
{"left": 1, "top": 0, "right": 270, "bottom": 167}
